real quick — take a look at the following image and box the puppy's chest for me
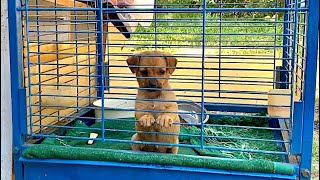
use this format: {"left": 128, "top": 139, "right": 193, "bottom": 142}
{"left": 142, "top": 101, "right": 167, "bottom": 118}
{"left": 148, "top": 101, "right": 167, "bottom": 112}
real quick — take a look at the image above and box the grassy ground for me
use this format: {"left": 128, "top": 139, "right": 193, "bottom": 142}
{"left": 312, "top": 101, "right": 319, "bottom": 179}
{"left": 128, "top": 13, "right": 282, "bottom": 55}
{"left": 312, "top": 43, "right": 319, "bottom": 180}
{"left": 312, "top": 99, "right": 319, "bottom": 180}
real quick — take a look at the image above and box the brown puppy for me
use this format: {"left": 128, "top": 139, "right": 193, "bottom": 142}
{"left": 127, "top": 50, "right": 180, "bottom": 154}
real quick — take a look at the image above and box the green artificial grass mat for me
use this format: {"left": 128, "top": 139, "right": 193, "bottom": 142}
{"left": 23, "top": 145, "right": 294, "bottom": 175}
{"left": 22, "top": 116, "right": 295, "bottom": 175}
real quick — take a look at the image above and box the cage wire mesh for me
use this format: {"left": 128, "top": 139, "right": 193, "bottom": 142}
{"left": 21, "top": 0, "right": 309, "bottom": 163}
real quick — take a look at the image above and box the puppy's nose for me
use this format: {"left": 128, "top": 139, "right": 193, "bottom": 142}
{"left": 148, "top": 80, "right": 157, "bottom": 88}
{"left": 149, "top": 82, "right": 157, "bottom": 88}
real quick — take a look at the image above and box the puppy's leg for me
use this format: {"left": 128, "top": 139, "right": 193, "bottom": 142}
{"left": 131, "top": 133, "right": 145, "bottom": 151}
{"left": 156, "top": 102, "right": 179, "bottom": 128}
{"left": 158, "top": 138, "right": 179, "bottom": 154}
{"left": 136, "top": 112, "right": 155, "bottom": 128}
{"left": 156, "top": 134, "right": 179, "bottom": 154}
{"left": 132, "top": 112, "right": 157, "bottom": 152}
{"left": 156, "top": 117, "right": 180, "bottom": 154}
{"left": 170, "top": 138, "right": 179, "bottom": 154}
{"left": 155, "top": 102, "right": 180, "bottom": 154}
{"left": 156, "top": 113, "right": 178, "bottom": 128}
{"left": 157, "top": 145, "right": 170, "bottom": 153}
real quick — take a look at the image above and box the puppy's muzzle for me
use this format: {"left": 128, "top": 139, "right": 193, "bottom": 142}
{"left": 146, "top": 79, "right": 161, "bottom": 91}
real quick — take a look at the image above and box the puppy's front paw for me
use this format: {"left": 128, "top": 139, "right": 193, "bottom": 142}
{"left": 156, "top": 114, "right": 174, "bottom": 128}
{"left": 139, "top": 115, "right": 155, "bottom": 127}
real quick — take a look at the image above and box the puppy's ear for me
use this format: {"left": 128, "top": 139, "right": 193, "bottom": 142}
{"left": 165, "top": 53, "right": 177, "bottom": 75}
{"left": 127, "top": 55, "right": 140, "bottom": 74}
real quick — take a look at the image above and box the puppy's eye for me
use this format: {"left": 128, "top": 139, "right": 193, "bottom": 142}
{"left": 159, "top": 70, "right": 165, "bottom": 75}
{"left": 140, "top": 70, "right": 148, "bottom": 76}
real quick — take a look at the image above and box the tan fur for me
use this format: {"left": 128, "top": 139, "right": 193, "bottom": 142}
{"left": 127, "top": 51, "right": 180, "bottom": 154}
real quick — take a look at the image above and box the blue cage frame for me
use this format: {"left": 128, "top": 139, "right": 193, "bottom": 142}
{"left": 8, "top": 0, "right": 319, "bottom": 180}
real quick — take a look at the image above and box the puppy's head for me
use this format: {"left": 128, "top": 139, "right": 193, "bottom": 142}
{"left": 127, "top": 51, "right": 177, "bottom": 91}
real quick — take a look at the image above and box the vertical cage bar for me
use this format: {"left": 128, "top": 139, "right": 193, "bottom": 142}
{"left": 35, "top": 0, "right": 43, "bottom": 133}
{"left": 300, "top": 0, "right": 319, "bottom": 179}
{"left": 291, "top": 101, "right": 303, "bottom": 154}
{"left": 24, "top": 0, "right": 33, "bottom": 135}
{"left": 54, "top": 0, "right": 59, "bottom": 88}
{"left": 96, "top": 0, "right": 106, "bottom": 140}
{"left": 281, "top": 0, "right": 290, "bottom": 89}
{"left": 273, "top": 0, "right": 279, "bottom": 89}
{"left": 288, "top": 0, "right": 299, "bottom": 152}
{"left": 97, "top": 0, "right": 104, "bottom": 97}
{"left": 200, "top": 0, "right": 206, "bottom": 149}
{"left": 104, "top": 4, "right": 110, "bottom": 93}
{"left": 218, "top": 0, "right": 222, "bottom": 97}
{"left": 8, "top": 0, "right": 24, "bottom": 179}
{"left": 154, "top": 0, "right": 158, "bottom": 50}
{"left": 299, "top": 7, "right": 307, "bottom": 101}
{"left": 86, "top": 1, "right": 92, "bottom": 104}
{"left": 294, "top": 2, "right": 301, "bottom": 96}
{"left": 74, "top": 1, "right": 80, "bottom": 113}
{"left": 54, "top": 0, "right": 61, "bottom": 121}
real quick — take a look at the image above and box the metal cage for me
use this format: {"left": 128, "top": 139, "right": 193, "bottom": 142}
{"left": 8, "top": 0, "right": 319, "bottom": 180}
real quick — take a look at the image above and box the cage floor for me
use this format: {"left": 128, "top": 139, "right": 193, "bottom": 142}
{"left": 22, "top": 112, "right": 296, "bottom": 175}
